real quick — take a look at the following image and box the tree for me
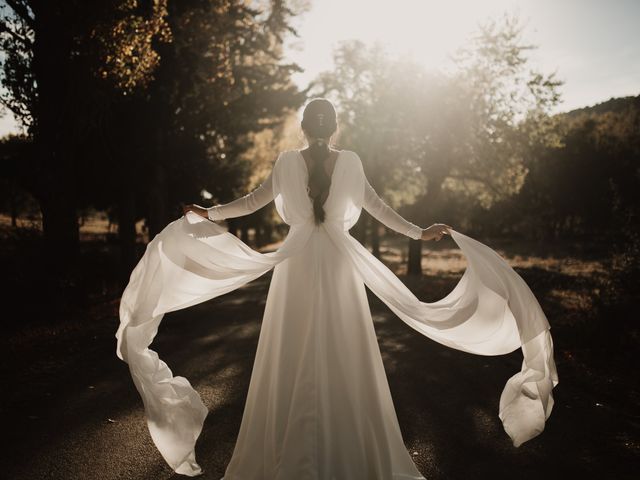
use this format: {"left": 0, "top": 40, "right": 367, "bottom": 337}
{"left": 311, "top": 14, "right": 562, "bottom": 274}
{"left": 132, "top": 0, "right": 307, "bottom": 238}
{"left": 0, "top": 0, "right": 172, "bottom": 278}
{"left": 400, "top": 13, "right": 563, "bottom": 274}
{"left": 311, "top": 40, "right": 426, "bottom": 258}
{"left": 1, "top": 0, "right": 306, "bottom": 287}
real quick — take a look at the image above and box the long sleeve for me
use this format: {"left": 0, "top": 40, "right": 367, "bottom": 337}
{"left": 363, "top": 177, "right": 423, "bottom": 240}
{"left": 207, "top": 172, "right": 274, "bottom": 221}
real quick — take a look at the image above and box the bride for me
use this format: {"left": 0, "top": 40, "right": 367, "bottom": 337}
{"left": 116, "top": 98, "right": 558, "bottom": 479}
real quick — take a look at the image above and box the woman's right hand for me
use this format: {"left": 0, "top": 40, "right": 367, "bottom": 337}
{"left": 421, "top": 223, "right": 452, "bottom": 242}
{"left": 182, "top": 204, "right": 209, "bottom": 219}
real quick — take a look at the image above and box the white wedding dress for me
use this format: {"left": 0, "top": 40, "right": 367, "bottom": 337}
{"left": 115, "top": 149, "right": 558, "bottom": 479}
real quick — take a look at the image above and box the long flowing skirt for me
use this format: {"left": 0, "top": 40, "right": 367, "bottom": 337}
{"left": 221, "top": 226, "right": 425, "bottom": 479}
{"left": 116, "top": 212, "right": 557, "bottom": 477}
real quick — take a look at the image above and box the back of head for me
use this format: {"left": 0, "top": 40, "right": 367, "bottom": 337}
{"left": 301, "top": 98, "right": 338, "bottom": 224}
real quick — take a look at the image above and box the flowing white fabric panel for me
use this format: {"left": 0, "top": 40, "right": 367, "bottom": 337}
{"left": 116, "top": 149, "right": 558, "bottom": 476}
{"left": 323, "top": 222, "right": 558, "bottom": 447}
{"left": 115, "top": 214, "right": 314, "bottom": 476}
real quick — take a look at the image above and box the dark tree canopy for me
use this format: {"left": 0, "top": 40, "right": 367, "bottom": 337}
{"left": 0, "top": 0, "right": 306, "bottom": 288}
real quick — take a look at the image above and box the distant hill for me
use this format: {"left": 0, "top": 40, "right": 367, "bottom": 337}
{"left": 555, "top": 94, "right": 640, "bottom": 122}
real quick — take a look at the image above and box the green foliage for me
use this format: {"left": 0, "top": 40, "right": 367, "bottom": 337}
{"left": 502, "top": 96, "right": 640, "bottom": 240}
{"left": 447, "top": 12, "right": 563, "bottom": 208}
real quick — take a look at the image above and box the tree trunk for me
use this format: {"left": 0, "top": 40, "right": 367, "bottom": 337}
{"left": 264, "top": 224, "right": 273, "bottom": 245}
{"left": 240, "top": 224, "right": 249, "bottom": 244}
{"left": 352, "top": 214, "right": 366, "bottom": 245}
{"left": 371, "top": 220, "right": 380, "bottom": 259}
{"left": 256, "top": 221, "right": 271, "bottom": 248}
{"left": 40, "top": 196, "right": 79, "bottom": 265}
{"left": 407, "top": 174, "right": 445, "bottom": 275}
{"left": 32, "top": 2, "right": 80, "bottom": 271}
{"left": 10, "top": 193, "right": 18, "bottom": 227}
{"left": 117, "top": 189, "right": 137, "bottom": 288}
{"left": 147, "top": 162, "right": 168, "bottom": 238}
{"left": 407, "top": 239, "right": 423, "bottom": 275}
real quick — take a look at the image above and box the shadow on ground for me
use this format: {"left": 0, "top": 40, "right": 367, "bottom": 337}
{"left": 1, "top": 244, "right": 639, "bottom": 480}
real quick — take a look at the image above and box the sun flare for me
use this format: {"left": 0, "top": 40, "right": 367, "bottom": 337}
{"left": 288, "top": 0, "right": 529, "bottom": 80}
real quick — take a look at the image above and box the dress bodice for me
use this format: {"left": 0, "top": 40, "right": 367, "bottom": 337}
{"left": 207, "top": 149, "right": 423, "bottom": 239}
{"left": 273, "top": 150, "right": 365, "bottom": 231}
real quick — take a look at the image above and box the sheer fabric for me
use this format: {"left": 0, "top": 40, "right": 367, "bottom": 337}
{"left": 206, "top": 152, "right": 422, "bottom": 242}
{"left": 116, "top": 149, "right": 558, "bottom": 477}
{"left": 363, "top": 177, "right": 423, "bottom": 240}
{"left": 207, "top": 173, "right": 274, "bottom": 222}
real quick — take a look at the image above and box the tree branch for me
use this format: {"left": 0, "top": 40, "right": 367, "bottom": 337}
{"left": 0, "top": 20, "right": 31, "bottom": 46}
{"left": 5, "top": 0, "right": 35, "bottom": 29}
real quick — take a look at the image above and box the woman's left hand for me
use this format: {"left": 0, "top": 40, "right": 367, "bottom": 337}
{"left": 182, "top": 204, "right": 209, "bottom": 219}
{"left": 421, "top": 223, "right": 452, "bottom": 242}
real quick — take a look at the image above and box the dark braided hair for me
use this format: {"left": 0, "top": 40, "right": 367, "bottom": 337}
{"left": 300, "top": 98, "right": 338, "bottom": 224}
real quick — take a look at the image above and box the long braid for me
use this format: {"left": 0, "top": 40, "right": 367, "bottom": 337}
{"left": 308, "top": 139, "right": 332, "bottom": 224}
{"left": 301, "top": 99, "right": 338, "bottom": 224}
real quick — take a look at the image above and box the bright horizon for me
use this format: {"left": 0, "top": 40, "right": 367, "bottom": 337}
{"left": 284, "top": 0, "right": 640, "bottom": 112}
{"left": 2, "top": 0, "right": 639, "bottom": 136}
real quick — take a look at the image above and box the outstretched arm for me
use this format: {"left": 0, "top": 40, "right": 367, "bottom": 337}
{"left": 363, "top": 177, "right": 423, "bottom": 240}
{"left": 206, "top": 172, "right": 274, "bottom": 221}
{"left": 363, "top": 178, "right": 452, "bottom": 241}
{"left": 182, "top": 170, "right": 274, "bottom": 221}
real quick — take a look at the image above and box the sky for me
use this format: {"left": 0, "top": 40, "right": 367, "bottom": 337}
{"left": 284, "top": 0, "right": 640, "bottom": 112}
{"left": 1, "top": 0, "right": 639, "bottom": 136}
